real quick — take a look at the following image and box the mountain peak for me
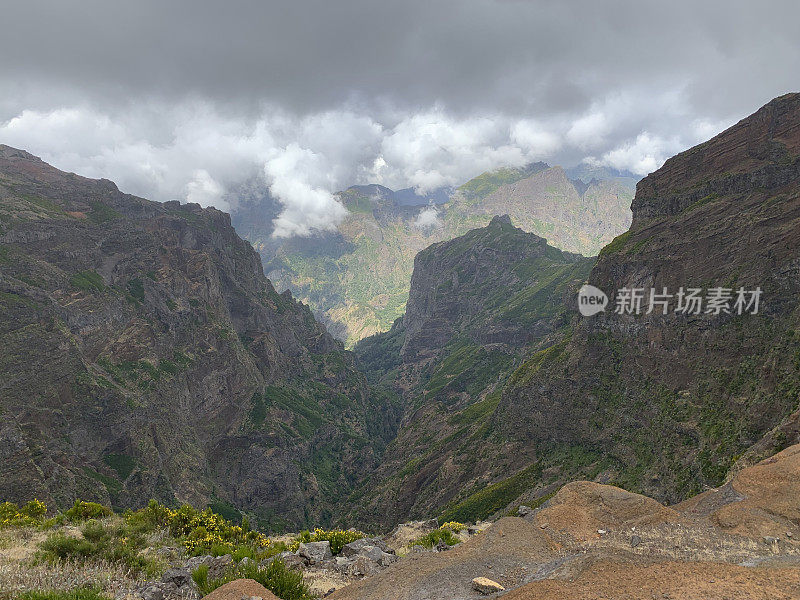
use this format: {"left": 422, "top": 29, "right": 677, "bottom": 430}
{"left": 488, "top": 214, "right": 513, "bottom": 227}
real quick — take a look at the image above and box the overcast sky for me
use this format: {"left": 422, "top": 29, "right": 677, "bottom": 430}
{"left": 2, "top": 0, "right": 798, "bottom": 236}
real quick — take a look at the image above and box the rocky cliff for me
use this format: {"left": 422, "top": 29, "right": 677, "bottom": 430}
{"left": 348, "top": 93, "right": 800, "bottom": 530}
{"left": 495, "top": 92, "right": 800, "bottom": 502}
{"left": 0, "top": 146, "right": 400, "bottom": 530}
{"left": 350, "top": 217, "right": 593, "bottom": 527}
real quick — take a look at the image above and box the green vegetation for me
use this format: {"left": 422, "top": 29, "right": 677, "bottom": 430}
{"left": 64, "top": 501, "right": 113, "bottom": 522}
{"left": 87, "top": 201, "right": 122, "bottom": 224}
{"left": 18, "top": 588, "right": 109, "bottom": 600}
{"left": 458, "top": 164, "right": 545, "bottom": 199}
{"left": 102, "top": 454, "right": 137, "bottom": 480}
{"left": 69, "top": 270, "right": 106, "bottom": 293}
{"left": 598, "top": 230, "right": 631, "bottom": 256}
{"left": 438, "top": 463, "right": 542, "bottom": 524}
{"left": 125, "top": 500, "right": 273, "bottom": 558}
{"left": 37, "top": 519, "right": 161, "bottom": 577}
{"left": 0, "top": 499, "right": 47, "bottom": 528}
{"left": 127, "top": 278, "right": 145, "bottom": 302}
{"left": 192, "top": 559, "right": 313, "bottom": 600}
{"left": 288, "top": 527, "right": 364, "bottom": 554}
{"left": 409, "top": 523, "right": 463, "bottom": 549}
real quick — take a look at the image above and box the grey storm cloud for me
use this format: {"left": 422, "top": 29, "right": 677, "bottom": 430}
{"left": 2, "top": 0, "right": 799, "bottom": 236}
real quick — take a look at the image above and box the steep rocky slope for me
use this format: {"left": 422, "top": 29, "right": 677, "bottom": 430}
{"left": 236, "top": 165, "right": 634, "bottom": 346}
{"left": 347, "top": 93, "right": 800, "bottom": 530}
{"left": 494, "top": 92, "right": 800, "bottom": 503}
{"left": 0, "top": 146, "right": 400, "bottom": 530}
{"left": 349, "top": 217, "right": 593, "bottom": 528}
{"left": 331, "top": 444, "right": 800, "bottom": 600}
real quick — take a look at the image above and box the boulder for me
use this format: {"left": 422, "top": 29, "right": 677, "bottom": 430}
{"left": 341, "top": 537, "right": 390, "bottom": 557}
{"left": 160, "top": 568, "right": 194, "bottom": 588}
{"left": 298, "top": 541, "right": 332, "bottom": 564}
{"left": 183, "top": 554, "right": 233, "bottom": 579}
{"left": 116, "top": 569, "right": 200, "bottom": 600}
{"left": 472, "top": 577, "right": 505, "bottom": 595}
{"left": 357, "top": 545, "right": 398, "bottom": 567}
{"left": 264, "top": 551, "right": 307, "bottom": 570}
{"left": 348, "top": 555, "right": 379, "bottom": 577}
{"left": 201, "top": 579, "right": 280, "bottom": 600}
{"left": 517, "top": 505, "right": 532, "bottom": 516}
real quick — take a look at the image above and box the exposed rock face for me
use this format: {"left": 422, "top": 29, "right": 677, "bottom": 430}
{"left": 0, "top": 146, "right": 400, "bottom": 528}
{"left": 351, "top": 217, "right": 593, "bottom": 528}
{"left": 496, "top": 93, "right": 800, "bottom": 502}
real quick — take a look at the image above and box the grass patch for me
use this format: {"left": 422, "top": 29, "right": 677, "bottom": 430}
{"left": 192, "top": 559, "right": 313, "bottom": 600}
{"left": 17, "top": 587, "right": 110, "bottom": 600}
{"left": 87, "top": 201, "right": 122, "bottom": 224}
{"left": 409, "top": 526, "right": 461, "bottom": 549}
{"left": 439, "top": 463, "right": 542, "bottom": 524}
{"left": 70, "top": 271, "right": 106, "bottom": 293}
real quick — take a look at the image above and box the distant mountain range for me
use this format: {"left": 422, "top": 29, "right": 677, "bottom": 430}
{"left": 231, "top": 163, "right": 637, "bottom": 346}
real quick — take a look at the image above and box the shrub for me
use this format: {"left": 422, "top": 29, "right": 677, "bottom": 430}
{"left": 0, "top": 499, "right": 48, "bottom": 528}
{"left": 193, "top": 559, "right": 313, "bottom": 600}
{"left": 18, "top": 587, "right": 110, "bottom": 600}
{"left": 64, "top": 501, "right": 113, "bottom": 522}
{"left": 124, "top": 500, "right": 271, "bottom": 558}
{"left": 440, "top": 521, "right": 466, "bottom": 533}
{"left": 287, "top": 527, "right": 364, "bottom": 555}
{"left": 409, "top": 527, "right": 461, "bottom": 549}
{"left": 37, "top": 519, "right": 159, "bottom": 577}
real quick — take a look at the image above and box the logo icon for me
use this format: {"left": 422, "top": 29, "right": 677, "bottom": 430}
{"left": 577, "top": 284, "right": 608, "bottom": 316}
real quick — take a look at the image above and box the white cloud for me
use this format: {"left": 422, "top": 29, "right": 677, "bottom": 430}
{"left": 588, "top": 132, "right": 684, "bottom": 176}
{"left": 413, "top": 205, "right": 442, "bottom": 229}
{"left": 185, "top": 169, "right": 226, "bottom": 210}
{"left": 0, "top": 89, "right": 739, "bottom": 234}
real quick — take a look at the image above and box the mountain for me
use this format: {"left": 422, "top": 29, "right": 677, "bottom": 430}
{"left": 0, "top": 145, "right": 401, "bottom": 530}
{"left": 346, "top": 93, "right": 800, "bottom": 529}
{"left": 348, "top": 216, "right": 594, "bottom": 527}
{"left": 233, "top": 164, "right": 635, "bottom": 346}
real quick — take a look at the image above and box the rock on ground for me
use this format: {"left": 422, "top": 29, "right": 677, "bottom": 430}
{"left": 201, "top": 579, "right": 280, "bottom": 600}
{"left": 472, "top": 576, "right": 505, "bottom": 594}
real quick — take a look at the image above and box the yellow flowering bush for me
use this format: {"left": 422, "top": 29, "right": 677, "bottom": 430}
{"left": 125, "top": 500, "right": 271, "bottom": 557}
{"left": 288, "top": 527, "right": 364, "bottom": 554}
{"left": 440, "top": 521, "right": 466, "bottom": 533}
{"left": 0, "top": 499, "right": 48, "bottom": 528}
{"left": 64, "top": 500, "right": 112, "bottom": 522}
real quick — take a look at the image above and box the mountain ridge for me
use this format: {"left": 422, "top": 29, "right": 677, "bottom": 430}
{"left": 235, "top": 163, "right": 635, "bottom": 346}
{"left": 0, "top": 145, "right": 400, "bottom": 530}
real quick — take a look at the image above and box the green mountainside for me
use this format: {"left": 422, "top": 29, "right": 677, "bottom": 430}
{"left": 343, "top": 94, "right": 800, "bottom": 529}
{"left": 348, "top": 216, "right": 594, "bottom": 527}
{"left": 0, "top": 146, "right": 400, "bottom": 531}
{"left": 233, "top": 164, "right": 635, "bottom": 347}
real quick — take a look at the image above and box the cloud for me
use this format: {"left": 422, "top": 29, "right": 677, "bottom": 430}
{"left": 413, "top": 206, "right": 442, "bottom": 229}
{"left": 1, "top": 0, "right": 795, "bottom": 234}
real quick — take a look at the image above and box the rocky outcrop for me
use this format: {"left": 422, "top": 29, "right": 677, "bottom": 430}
{"left": 495, "top": 93, "right": 800, "bottom": 504}
{"left": 350, "top": 217, "right": 593, "bottom": 528}
{"left": 331, "top": 445, "right": 800, "bottom": 600}
{"left": 0, "top": 146, "right": 400, "bottom": 528}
